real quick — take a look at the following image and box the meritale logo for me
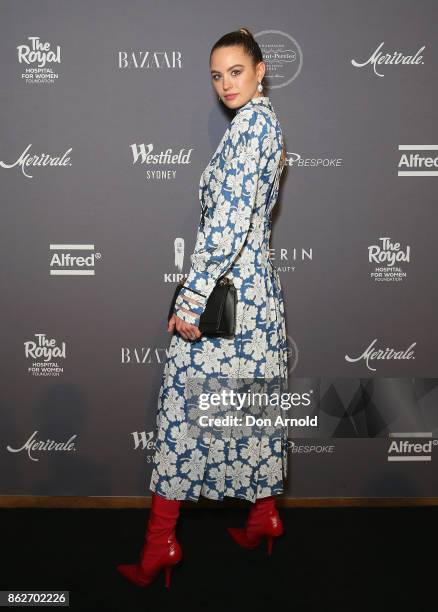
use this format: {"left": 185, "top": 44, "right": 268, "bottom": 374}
{"left": 6, "top": 431, "right": 77, "bottom": 462}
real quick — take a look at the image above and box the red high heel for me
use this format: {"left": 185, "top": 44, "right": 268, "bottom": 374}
{"left": 227, "top": 495, "right": 284, "bottom": 556}
{"left": 117, "top": 493, "right": 182, "bottom": 588}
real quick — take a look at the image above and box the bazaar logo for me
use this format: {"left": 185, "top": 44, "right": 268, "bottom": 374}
{"left": 118, "top": 50, "right": 183, "bottom": 69}
{"left": 121, "top": 347, "right": 172, "bottom": 364}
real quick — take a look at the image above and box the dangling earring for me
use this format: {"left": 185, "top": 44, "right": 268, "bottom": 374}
{"left": 257, "top": 81, "right": 263, "bottom": 93}
{"left": 218, "top": 95, "right": 221, "bottom": 101}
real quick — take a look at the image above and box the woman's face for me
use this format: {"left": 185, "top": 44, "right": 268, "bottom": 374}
{"left": 210, "top": 45, "right": 265, "bottom": 110}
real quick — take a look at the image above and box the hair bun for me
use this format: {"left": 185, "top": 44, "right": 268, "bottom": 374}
{"left": 239, "top": 27, "right": 253, "bottom": 38}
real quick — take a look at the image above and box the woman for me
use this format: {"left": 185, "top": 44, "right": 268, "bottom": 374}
{"left": 117, "top": 27, "right": 288, "bottom": 589}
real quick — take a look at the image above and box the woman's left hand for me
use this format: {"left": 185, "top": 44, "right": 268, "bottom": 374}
{"left": 168, "top": 313, "right": 202, "bottom": 342}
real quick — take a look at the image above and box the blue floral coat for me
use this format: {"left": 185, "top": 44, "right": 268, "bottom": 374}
{"left": 149, "top": 96, "right": 288, "bottom": 502}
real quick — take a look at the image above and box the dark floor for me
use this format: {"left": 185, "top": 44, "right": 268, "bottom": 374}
{"left": 0, "top": 505, "right": 434, "bottom": 611}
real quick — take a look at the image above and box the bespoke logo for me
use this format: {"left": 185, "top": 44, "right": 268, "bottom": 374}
{"left": 285, "top": 152, "right": 343, "bottom": 168}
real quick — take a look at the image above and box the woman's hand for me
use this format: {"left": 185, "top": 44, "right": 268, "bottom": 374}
{"left": 167, "top": 313, "right": 202, "bottom": 342}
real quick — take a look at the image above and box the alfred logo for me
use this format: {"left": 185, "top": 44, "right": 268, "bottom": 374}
{"left": 118, "top": 50, "right": 183, "bottom": 69}
{"left": 6, "top": 431, "right": 77, "bottom": 462}
{"left": 398, "top": 145, "right": 438, "bottom": 176}
{"left": 0, "top": 144, "right": 72, "bottom": 178}
{"left": 17, "top": 36, "right": 61, "bottom": 84}
{"left": 345, "top": 339, "right": 416, "bottom": 372}
{"left": 49, "top": 243, "right": 101, "bottom": 276}
{"left": 351, "top": 42, "right": 425, "bottom": 77}
{"left": 387, "top": 433, "right": 437, "bottom": 462}
{"left": 24, "top": 333, "right": 66, "bottom": 377}
{"left": 368, "top": 236, "right": 410, "bottom": 282}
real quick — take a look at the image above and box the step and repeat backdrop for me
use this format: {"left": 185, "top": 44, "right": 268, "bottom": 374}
{"left": 2, "top": 0, "right": 438, "bottom": 499}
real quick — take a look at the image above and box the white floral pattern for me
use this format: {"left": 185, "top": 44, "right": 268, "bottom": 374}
{"left": 149, "top": 96, "right": 289, "bottom": 502}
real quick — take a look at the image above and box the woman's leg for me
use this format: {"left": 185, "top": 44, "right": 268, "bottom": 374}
{"left": 117, "top": 493, "right": 182, "bottom": 588}
{"left": 227, "top": 495, "right": 284, "bottom": 555}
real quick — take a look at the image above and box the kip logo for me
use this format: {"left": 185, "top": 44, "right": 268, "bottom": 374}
{"left": 387, "top": 433, "right": 437, "bottom": 462}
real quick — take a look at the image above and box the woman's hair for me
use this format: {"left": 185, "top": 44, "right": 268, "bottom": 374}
{"left": 210, "top": 27, "right": 264, "bottom": 76}
{"left": 211, "top": 27, "right": 286, "bottom": 171}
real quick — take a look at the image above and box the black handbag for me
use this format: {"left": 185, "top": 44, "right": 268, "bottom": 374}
{"left": 168, "top": 275, "right": 237, "bottom": 337}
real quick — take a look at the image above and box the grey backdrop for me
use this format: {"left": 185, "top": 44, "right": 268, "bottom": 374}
{"left": 2, "top": 0, "right": 438, "bottom": 498}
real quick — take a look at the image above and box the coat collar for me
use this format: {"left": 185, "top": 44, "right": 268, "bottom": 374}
{"left": 235, "top": 95, "right": 273, "bottom": 115}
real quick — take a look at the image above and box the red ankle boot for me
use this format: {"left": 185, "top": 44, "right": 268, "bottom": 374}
{"left": 227, "top": 495, "right": 284, "bottom": 556}
{"left": 117, "top": 493, "right": 182, "bottom": 588}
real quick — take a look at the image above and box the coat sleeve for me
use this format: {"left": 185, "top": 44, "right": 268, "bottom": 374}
{"left": 173, "top": 108, "right": 272, "bottom": 327}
